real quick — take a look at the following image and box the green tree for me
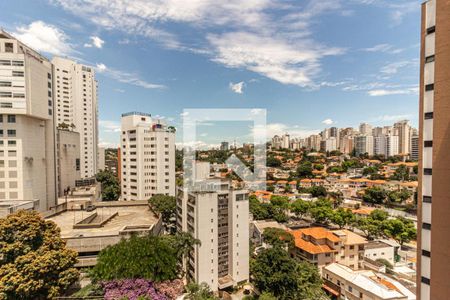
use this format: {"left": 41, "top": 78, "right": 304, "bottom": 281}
{"left": 267, "top": 156, "right": 282, "bottom": 168}
{"left": 376, "top": 258, "right": 394, "bottom": 274}
{"left": 149, "top": 194, "right": 177, "bottom": 234}
{"left": 387, "top": 189, "right": 412, "bottom": 203}
{"left": 269, "top": 196, "right": 290, "bottom": 223}
{"left": 297, "top": 161, "right": 313, "bottom": 178}
{"left": 363, "top": 186, "right": 387, "bottom": 204}
{"left": 0, "top": 210, "right": 79, "bottom": 300}
{"left": 251, "top": 247, "right": 325, "bottom": 300}
{"left": 290, "top": 199, "right": 310, "bottom": 219}
{"left": 314, "top": 164, "right": 324, "bottom": 171}
{"left": 391, "top": 165, "right": 410, "bottom": 181}
{"left": 263, "top": 227, "right": 294, "bottom": 248}
{"left": 363, "top": 166, "right": 379, "bottom": 176}
{"left": 383, "top": 217, "right": 417, "bottom": 246}
{"left": 308, "top": 186, "right": 327, "bottom": 198}
{"left": 250, "top": 195, "right": 271, "bottom": 220}
{"left": 96, "top": 169, "right": 120, "bottom": 200}
{"left": 259, "top": 292, "right": 277, "bottom": 300}
{"left": 90, "top": 233, "right": 199, "bottom": 282}
{"left": 331, "top": 208, "right": 355, "bottom": 229}
{"left": 356, "top": 209, "right": 388, "bottom": 240}
{"left": 185, "top": 282, "right": 218, "bottom": 300}
{"left": 309, "top": 198, "right": 333, "bottom": 224}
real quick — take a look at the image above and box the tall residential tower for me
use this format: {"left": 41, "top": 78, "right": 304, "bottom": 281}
{"left": 418, "top": 0, "right": 450, "bottom": 299}
{"left": 51, "top": 57, "right": 98, "bottom": 178}
{"left": 0, "top": 30, "right": 57, "bottom": 211}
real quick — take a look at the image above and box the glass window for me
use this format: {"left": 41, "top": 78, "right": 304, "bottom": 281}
{"left": 7, "top": 115, "right": 16, "bottom": 123}
{"left": 5, "top": 43, "right": 13, "bottom": 53}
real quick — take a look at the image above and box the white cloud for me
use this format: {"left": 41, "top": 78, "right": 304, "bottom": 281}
{"left": 209, "top": 32, "right": 344, "bottom": 87}
{"left": 229, "top": 81, "right": 245, "bottom": 94}
{"left": 84, "top": 35, "right": 105, "bottom": 48}
{"left": 368, "top": 87, "right": 418, "bottom": 96}
{"left": 322, "top": 118, "right": 335, "bottom": 125}
{"left": 380, "top": 60, "right": 417, "bottom": 75}
{"left": 95, "top": 63, "right": 166, "bottom": 89}
{"left": 114, "top": 88, "right": 125, "bottom": 93}
{"left": 99, "top": 120, "right": 121, "bottom": 133}
{"left": 99, "top": 140, "right": 119, "bottom": 148}
{"left": 52, "top": 0, "right": 346, "bottom": 88}
{"left": 362, "top": 43, "right": 403, "bottom": 54}
{"left": 253, "top": 122, "right": 320, "bottom": 139}
{"left": 13, "top": 21, "right": 74, "bottom": 56}
{"left": 371, "top": 114, "right": 412, "bottom": 122}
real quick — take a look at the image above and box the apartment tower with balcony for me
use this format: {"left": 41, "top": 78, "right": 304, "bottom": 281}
{"left": 417, "top": 0, "right": 450, "bottom": 299}
{"left": 0, "top": 30, "right": 57, "bottom": 211}
{"left": 51, "top": 57, "right": 98, "bottom": 178}
{"left": 120, "top": 112, "right": 175, "bottom": 200}
{"left": 176, "top": 173, "right": 250, "bottom": 291}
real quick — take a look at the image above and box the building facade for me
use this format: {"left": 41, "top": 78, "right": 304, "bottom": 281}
{"left": 0, "top": 30, "right": 57, "bottom": 211}
{"left": 51, "top": 57, "right": 98, "bottom": 179}
{"left": 176, "top": 175, "right": 249, "bottom": 291}
{"left": 120, "top": 112, "right": 175, "bottom": 200}
{"left": 56, "top": 129, "right": 80, "bottom": 196}
{"left": 417, "top": 1, "right": 450, "bottom": 299}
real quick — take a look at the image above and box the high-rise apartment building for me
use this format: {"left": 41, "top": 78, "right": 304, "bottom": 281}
{"left": 417, "top": 1, "right": 450, "bottom": 299}
{"left": 56, "top": 129, "right": 80, "bottom": 196}
{"left": 359, "top": 123, "right": 373, "bottom": 135}
{"left": 0, "top": 30, "right": 57, "bottom": 211}
{"left": 411, "top": 135, "right": 419, "bottom": 161}
{"left": 374, "top": 135, "right": 399, "bottom": 158}
{"left": 394, "top": 120, "right": 411, "bottom": 155}
{"left": 354, "top": 135, "right": 374, "bottom": 156}
{"left": 51, "top": 57, "right": 98, "bottom": 178}
{"left": 220, "top": 141, "right": 229, "bottom": 151}
{"left": 120, "top": 112, "right": 175, "bottom": 200}
{"left": 176, "top": 169, "right": 249, "bottom": 291}
{"left": 281, "top": 133, "right": 290, "bottom": 149}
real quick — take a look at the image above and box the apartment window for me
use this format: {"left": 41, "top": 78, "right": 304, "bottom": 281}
{"left": 421, "top": 277, "right": 430, "bottom": 285}
{"left": 425, "top": 55, "right": 435, "bottom": 63}
{"left": 423, "top": 196, "right": 432, "bottom": 203}
{"left": 0, "top": 115, "right": 2, "bottom": 123}
{"left": 8, "top": 150, "right": 16, "bottom": 157}
{"left": 422, "top": 250, "right": 431, "bottom": 257}
{"left": 12, "top": 60, "right": 24, "bottom": 66}
{"left": 0, "top": 81, "right": 11, "bottom": 87}
{"left": 425, "top": 84, "right": 434, "bottom": 91}
{"left": 348, "top": 286, "right": 353, "bottom": 293}
{"left": 8, "top": 141, "right": 16, "bottom": 146}
{"left": 12, "top": 71, "right": 24, "bottom": 77}
{"left": 424, "top": 112, "right": 434, "bottom": 119}
{"left": 426, "top": 26, "right": 435, "bottom": 34}
{"left": 0, "top": 59, "right": 11, "bottom": 66}
{"left": 0, "top": 103, "right": 12, "bottom": 108}
{"left": 424, "top": 141, "right": 433, "bottom": 147}
{"left": 424, "top": 168, "right": 432, "bottom": 175}
{"left": 423, "top": 223, "right": 431, "bottom": 230}
{"left": 0, "top": 92, "right": 12, "bottom": 98}
{"left": 5, "top": 43, "right": 13, "bottom": 53}
{"left": 7, "top": 115, "right": 16, "bottom": 123}
{"left": 8, "top": 160, "right": 17, "bottom": 167}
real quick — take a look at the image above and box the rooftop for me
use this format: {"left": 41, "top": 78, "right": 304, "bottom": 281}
{"left": 121, "top": 111, "right": 152, "bottom": 117}
{"left": 365, "top": 241, "right": 393, "bottom": 250}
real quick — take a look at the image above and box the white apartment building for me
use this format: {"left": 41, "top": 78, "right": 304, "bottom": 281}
{"left": 386, "top": 135, "right": 399, "bottom": 157}
{"left": 364, "top": 241, "right": 396, "bottom": 266}
{"left": 374, "top": 135, "right": 399, "bottom": 158}
{"left": 51, "top": 57, "right": 98, "bottom": 178}
{"left": 176, "top": 174, "right": 249, "bottom": 291}
{"left": 359, "top": 123, "right": 373, "bottom": 135}
{"left": 0, "top": 30, "right": 57, "bottom": 211}
{"left": 354, "top": 135, "right": 374, "bottom": 156}
{"left": 56, "top": 129, "right": 80, "bottom": 196}
{"left": 394, "top": 120, "right": 411, "bottom": 155}
{"left": 120, "top": 112, "right": 175, "bottom": 200}
{"left": 281, "top": 133, "right": 290, "bottom": 149}
{"left": 321, "top": 137, "right": 337, "bottom": 152}
{"left": 98, "top": 147, "right": 105, "bottom": 171}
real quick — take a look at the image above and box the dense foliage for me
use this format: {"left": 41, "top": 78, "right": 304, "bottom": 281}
{"left": 91, "top": 233, "right": 199, "bottom": 282}
{"left": 0, "top": 210, "right": 79, "bottom": 300}
{"left": 149, "top": 194, "right": 177, "bottom": 233}
{"left": 96, "top": 169, "right": 121, "bottom": 200}
{"left": 251, "top": 247, "right": 325, "bottom": 300}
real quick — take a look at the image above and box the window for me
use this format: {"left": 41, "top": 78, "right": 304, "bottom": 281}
{"left": 5, "top": 43, "right": 13, "bottom": 53}
{"left": 0, "top": 103, "right": 12, "bottom": 108}
{"left": 12, "top": 71, "right": 24, "bottom": 77}
{"left": 421, "top": 277, "right": 430, "bottom": 285}
{"left": 7, "top": 115, "right": 16, "bottom": 123}
{"left": 0, "top": 59, "right": 11, "bottom": 66}
{"left": 8, "top": 141, "right": 16, "bottom": 146}
{"left": 424, "top": 168, "right": 432, "bottom": 175}
{"left": 348, "top": 286, "right": 352, "bottom": 293}
{"left": 424, "top": 112, "right": 433, "bottom": 119}
{"left": 425, "top": 84, "right": 434, "bottom": 91}
{"left": 423, "top": 196, "right": 432, "bottom": 203}
{"left": 422, "top": 250, "right": 431, "bottom": 257}
{"left": 424, "top": 140, "right": 433, "bottom": 147}
{"left": 12, "top": 60, "right": 24, "bottom": 66}
{"left": 425, "top": 55, "right": 435, "bottom": 63}
{"left": 426, "top": 26, "right": 435, "bottom": 34}
{"left": 0, "top": 81, "right": 11, "bottom": 87}
{"left": 0, "top": 92, "right": 12, "bottom": 98}
{"left": 423, "top": 223, "right": 431, "bottom": 230}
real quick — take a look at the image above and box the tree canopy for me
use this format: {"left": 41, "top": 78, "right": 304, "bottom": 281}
{"left": 96, "top": 169, "right": 120, "bottom": 201}
{"left": 0, "top": 210, "right": 79, "bottom": 299}
{"left": 251, "top": 247, "right": 325, "bottom": 300}
{"left": 149, "top": 194, "right": 177, "bottom": 234}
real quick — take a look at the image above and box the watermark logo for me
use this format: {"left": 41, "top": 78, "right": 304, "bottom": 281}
{"left": 183, "top": 108, "right": 266, "bottom": 192}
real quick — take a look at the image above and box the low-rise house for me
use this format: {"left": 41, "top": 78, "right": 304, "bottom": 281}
{"left": 322, "top": 263, "right": 416, "bottom": 300}
{"left": 290, "top": 227, "right": 367, "bottom": 271}
{"left": 364, "top": 241, "right": 396, "bottom": 265}
{"left": 251, "top": 220, "right": 288, "bottom": 247}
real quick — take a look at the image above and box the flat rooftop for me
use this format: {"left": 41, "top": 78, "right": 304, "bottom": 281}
{"left": 365, "top": 241, "right": 393, "bottom": 250}
{"left": 47, "top": 201, "right": 159, "bottom": 238}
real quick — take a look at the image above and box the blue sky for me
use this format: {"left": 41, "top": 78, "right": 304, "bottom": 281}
{"left": 0, "top": 0, "right": 422, "bottom": 148}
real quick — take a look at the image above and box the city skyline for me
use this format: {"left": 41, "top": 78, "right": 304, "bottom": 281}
{"left": 0, "top": 0, "right": 422, "bottom": 148}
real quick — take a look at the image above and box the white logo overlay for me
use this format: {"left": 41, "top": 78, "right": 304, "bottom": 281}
{"left": 183, "top": 108, "right": 266, "bottom": 192}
